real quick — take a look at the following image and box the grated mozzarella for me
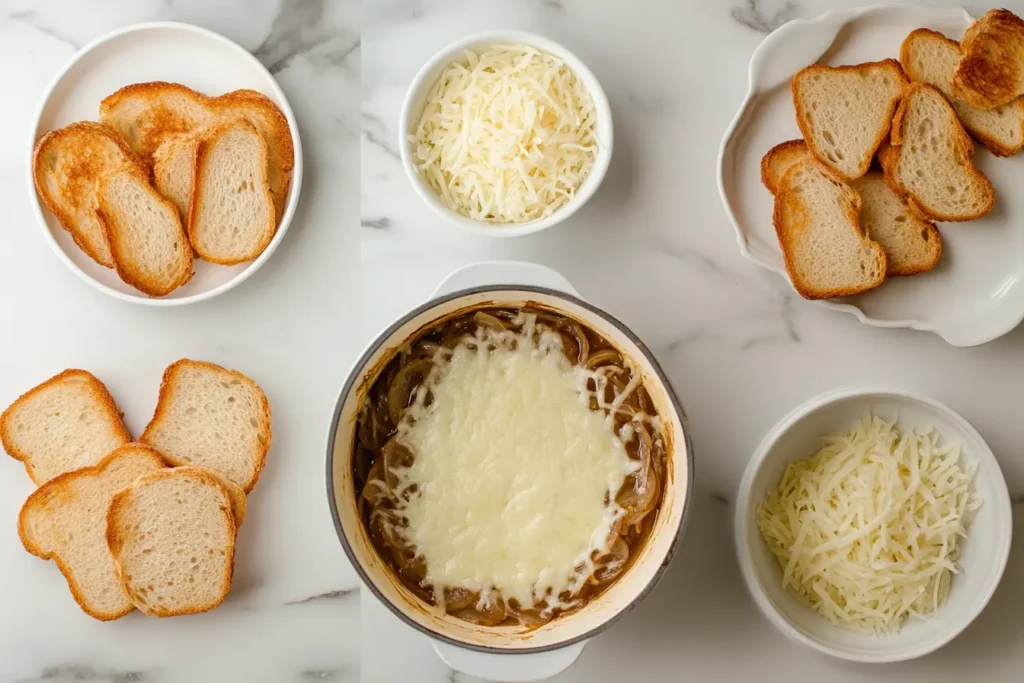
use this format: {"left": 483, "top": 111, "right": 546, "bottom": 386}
{"left": 410, "top": 45, "right": 598, "bottom": 224}
{"left": 757, "top": 416, "right": 982, "bottom": 634}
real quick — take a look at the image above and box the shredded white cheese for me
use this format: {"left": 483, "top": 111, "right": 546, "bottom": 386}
{"left": 391, "top": 318, "right": 636, "bottom": 613}
{"left": 757, "top": 416, "right": 982, "bottom": 634}
{"left": 410, "top": 45, "right": 598, "bottom": 223}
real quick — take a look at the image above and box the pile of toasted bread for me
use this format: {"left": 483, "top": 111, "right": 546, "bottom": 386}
{"left": 764, "top": 9, "right": 1024, "bottom": 300}
{"left": 32, "top": 82, "right": 294, "bottom": 297}
{"left": 1, "top": 360, "right": 271, "bottom": 620}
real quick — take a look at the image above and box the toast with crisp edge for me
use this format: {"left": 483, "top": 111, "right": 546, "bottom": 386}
{"left": 792, "top": 59, "right": 908, "bottom": 180}
{"left": 901, "top": 27, "right": 1024, "bottom": 156}
{"left": 952, "top": 9, "right": 1024, "bottom": 109}
{"left": 18, "top": 444, "right": 166, "bottom": 620}
{"left": 153, "top": 133, "right": 199, "bottom": 221}
{"left": 1, "top": 369, "right": 131, "bottom": 485}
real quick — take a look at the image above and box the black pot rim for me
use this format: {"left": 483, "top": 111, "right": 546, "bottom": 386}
{"left": 325, "top": 284, "right": 695, "bottom": 655}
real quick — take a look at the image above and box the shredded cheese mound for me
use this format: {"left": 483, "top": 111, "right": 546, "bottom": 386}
{"left": 391, "top": 316, "right": 636, "bottom": 613}
{"left": 757, "top": 416, "right": 982, "bottom": 634}
{"left": 410, "top": 45, "right": 599, "bottom": 224}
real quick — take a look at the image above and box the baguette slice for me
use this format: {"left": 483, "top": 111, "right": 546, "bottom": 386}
{"left": 99, "top": 82, "right": 293, "bottom": 219}
{"left": 96, "top": 166, "right": 194, "bottom": 296}
{"left": 880, "top": 82, "right": 995, "bottom": 222}
{"left": 792, "top": 59, "right": 908, "bottom": 179}
{"left": 18, "top": 444, "right": 166, "bottom": 620}
{"left": 141, "top": 360, "right": 271, "bottom": 492}
{"left": 1, "top": 369, "right": 131, "bottom": 485}
{"left": 901, "top": 28, "right": 1024, "bottom": 156}
{"left": 773, "top": 158, "right": 886, "bottom": 299}
{"left": 952, "top": 9, "right": 1024, "bottom": 109}
{"left": 153, "top": 133, "right": 199, "bottom": 221}
{"left": 106, "top": 467, "right": 235, "bottom": 617}
{"left": 31, "top": 122, "right": 144, "bottom": 267}
{"left": 762, "top": 140, "right": 941, "bottom": 276}
{"left": 188, "top": 119, "right": 276, "bottom": 264}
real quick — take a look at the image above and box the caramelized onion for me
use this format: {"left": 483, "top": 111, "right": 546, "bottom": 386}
{"left": 507, "top": 600, "right": 553, "bottom": 628}
{"left": 585, "top": 349, "right": 620, "bottom": 370}
{"left": 361, "top": 458, "right": 392, "bottom": 507}
{"left": 381, "top": 438, "right": 415, "bottom": 491}
{"left": 594, "top": 538, "right": 629, "bottom": 583}
{"left": 453, "top": 599, "right": 507, "bottom": 626}
{"left": 559, "top": 321, "right": 590, "bottom": 365}
{"left": 443, "top": 588, "right": 477, "bottom": 612}
{"left": 387, "top": 360, "right": 433, "bottom": 426}
{"left": 473, "top": 311, "right": 510, "bottom": 331}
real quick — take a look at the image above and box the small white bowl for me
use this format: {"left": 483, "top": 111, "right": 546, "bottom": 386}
{"left": 398, "top": 30, "right": 612, "bottom": 238}
{"left": 735, "top": 387, "right": 1013, "bottom": 663}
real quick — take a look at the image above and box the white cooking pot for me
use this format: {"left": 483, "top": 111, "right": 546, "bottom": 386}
{"left": 327, "top": 264, "right": 694, "bottom": 681}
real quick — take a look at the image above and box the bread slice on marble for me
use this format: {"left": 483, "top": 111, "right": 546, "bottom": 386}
{"left": 792, "top": 59, "right": 908, "bottom": 179}
{"left": 1, "top": 369, "right": 131, "bottom": 485}
{"left": 952, "top": 9, "right": 1024, "bottom": 109}
{"left": 106, "top": 467, "right": 235, "bottom": 617}
{"left": 18, "top": 444, "right": 166, "bottom": 620}
{"left": 879, "top": 82, "right": 995, "bottom": 222}
{"left": 772, "top": 158, "right": 886, "bottom": 299}
{"left": 141, "top": 359, "right": 271, "bottom": 492}
{"left": 174, "top": 466, "right": 247, "bottom": 528}
{"left": 901, "top": 28, "right": 1024, "bottom": 156}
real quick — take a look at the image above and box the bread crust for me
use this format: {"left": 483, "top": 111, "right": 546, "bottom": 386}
{"left": 792, "top": 59, "right": 908, "bottom": 180}
{"left": 18, "top": 443, "right": 167, "bottom": 620}
{"left": 952, "top": 9, "right": 1024, "bottom": 109}
{"left": 881, "top": 82, "right": 995, "bottom": 222}
{"left": 901, "top": 27, "right": 1024, "bottom": 157}
{"left": 106, "top": 467, "right": 235, "bottom": 617}
{"left": 1, "top": 369, "right": 131, "bottom": 485}
{"left": 172, "top": 465, "right": 247, "bottom": 528}
{"left": 760, "top": 139, "right": 808, "bottom": 194}
{"left": 187, "top": 119, "right": 277, "bottom": 265}
{"left": 140, "top": 359, "right": 272, "bottom": 493}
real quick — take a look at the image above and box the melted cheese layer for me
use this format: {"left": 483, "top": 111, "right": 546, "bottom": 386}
{"left": 394, "top": 326, "right": 635, "bottom": 611}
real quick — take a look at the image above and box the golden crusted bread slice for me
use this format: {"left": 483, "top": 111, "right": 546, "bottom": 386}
{"left": 31, "top": 122, "right": 144, "bottom": 267}
{"left": 99, "top": 82, "right": 293, "bottom": 219}
{"left": 762, "top": 141, "right": 941, "bottom": 277}
{"left": 1, "top": 369, "right": 131, "bottom": 485}
{"left": 952, "top": 9, "right": 1024, "bottom": 109}
{"left": 188, "top": 119, "right": 276, "bottom": 264}
{"left": 773, "top": 158, "right": 886, "bottom": 299}
{"left": 18, "top": 444, "right": 166, "bottom": 620}
{"left": 152, "top": 133, "right": 198, "bottom": 221}
{"left": 901, "top": 28, "right": 1024, "bottom": 156}
{"left": 880, "top": 83, "right": 995, "bottom": 222}
{"left": 174, "top": 466, "right": 247, "bottom": 528}
{"left": 792, "top": 59, "right": 908, "bottom": 179}
{"left": 141, "top": 360, "right": 271, "bottom": 492}
{"left": 96, "top": 166, "right": 194, "bottom": 296}
{"left": 106, "top": 467, "right": 235, "bottom": 617}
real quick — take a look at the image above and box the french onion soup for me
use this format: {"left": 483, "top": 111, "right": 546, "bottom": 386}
{"left": 354, "top": 305, "right": 668, "bottom": 628}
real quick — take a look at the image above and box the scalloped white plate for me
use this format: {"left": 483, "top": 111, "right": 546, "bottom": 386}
{"left": 718, "top": 4, "right": 1024, "bottom": 347}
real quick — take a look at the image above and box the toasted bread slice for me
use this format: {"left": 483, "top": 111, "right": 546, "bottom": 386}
{"left": 773, "top": 158, "right": 886, "bottom": 299}
{"left": 901, "top": 28, "right": 1024, "bottom": 156}
{"left": 880, "top": 83, "right": 995, "bottom": 222}
{"left": 792, "top": 60, "right": 908, "bottom": 179}
{"left": 141, "top": 360, "right": 271, "bottom": 492}
{"left": 188, "top": 120, "right": 276, "bottom": 264}
{"left": 1, "top": 369, "right": 131, "bottom": 485}
{"left": 153, "top": 133, "right": 198, "bottom": 221}
{"left": 762, "top": 141, "right": 941, "bottom": 276}
{"left": 32, "top": 122, "right": 145, "bottom": 267}
{"left": 96, "top": 166, "right": 194, "bottom": 296}
{"left": 174, "top": 466, "right": 246, "bottom": 528}
{"left": 99, "top": 83, "right": 293, "bottom": 219}
{"left": 19, "top": 444, "right": 166, "bottom": 620}
{"left": 106, "top": 467, "right": 235, "bottom": 617}
{"left": 952, "top": 9, "right": 1024, "bottom": 109}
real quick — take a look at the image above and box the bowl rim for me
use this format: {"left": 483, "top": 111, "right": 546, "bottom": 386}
{"left": 397, "top": 29, "right": 614, "bottom": 238}
{"left": 734, "top": 385, "right": 1014, "bottom": 663}
{"left": 325, "top": 284, "right": 694, "bottom": 654}
{"left": 27, "top": 20, "right": 304, "bottom": 307}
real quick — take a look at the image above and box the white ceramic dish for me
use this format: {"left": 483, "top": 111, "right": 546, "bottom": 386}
{"left": 718, "top": 4, "right": 1024, "bottom": 347}
{"left": 328, "top": 262, "right": 691, "bottom": 682}
{"left": 735, "top": 387, "right": 1013, "bottom": 663}
{"left": 399, "top": 31, "right": 613, "bottom": 238}
{"left": 29, "top": 21, "right": 303, "bottom": 306}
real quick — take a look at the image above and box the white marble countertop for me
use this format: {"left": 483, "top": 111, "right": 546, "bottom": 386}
{"left": 0, "top": 1, "right": 360, "bottom": 681}
{"left": 361, "top": 0, "right": 1024, "bottom": 681}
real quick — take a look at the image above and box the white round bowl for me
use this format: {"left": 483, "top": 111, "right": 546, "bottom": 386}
{"left": 735, "top": 387, "right": 1013, "bottom": 663}
{"left": 398, "top": 30, "right": 613, "bottom": 238}
{"left": 28, "top": 21, "right": 303, "bottom": 306}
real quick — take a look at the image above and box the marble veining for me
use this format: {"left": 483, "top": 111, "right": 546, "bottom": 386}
{"left": 254, "top": 0, "right": 360, "bottom": 74}
{"left": 731, "top": 0, "right": 800, "bottom": 34}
